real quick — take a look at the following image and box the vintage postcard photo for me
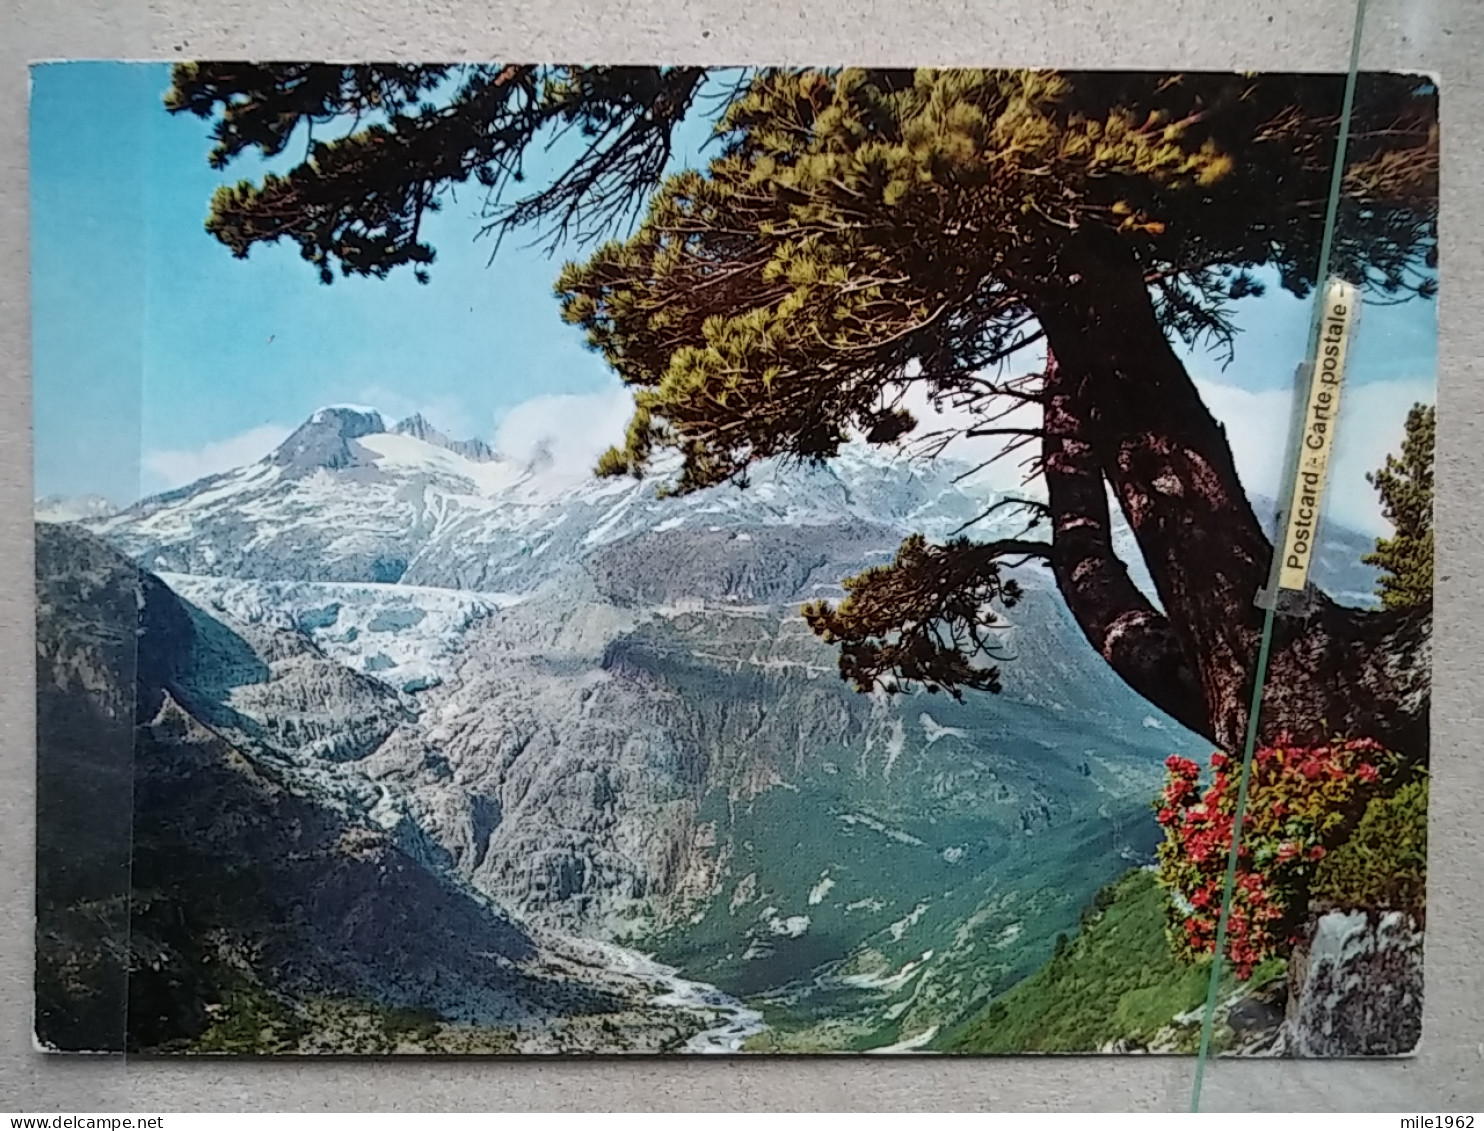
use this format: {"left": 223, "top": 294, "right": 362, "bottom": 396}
{"left": 31, "top": 64, "right": 1436, "bottom": 1054}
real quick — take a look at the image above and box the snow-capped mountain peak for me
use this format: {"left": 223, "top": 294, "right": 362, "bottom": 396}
{"left": 265, "top": 404, "right": 503, "bottom": 482}
{"left": 272, "top": 405, "right": 387, "bottom": 476}
{"left": 88, "top": 402, "right": 1030, "bottom": 593}
{"left": 390, "top": 411, "right": 439, "bottom": 441}
{"left": 391, "top": 412, "right": 498, "bottom": 463}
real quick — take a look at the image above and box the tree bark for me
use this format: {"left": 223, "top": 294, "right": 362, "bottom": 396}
{"left": 1024, "top": 229, "right": 1431, "bottom": 760}
{"left": 1041, "top": 350, "right": 1210, "bottom": 737}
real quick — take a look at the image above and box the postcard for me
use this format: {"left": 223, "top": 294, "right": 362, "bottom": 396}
{"left": 31, "top": 63, "right": 1436, "bottom": 1054}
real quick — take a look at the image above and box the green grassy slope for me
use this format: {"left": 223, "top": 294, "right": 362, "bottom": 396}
{"left": 940, "top": 869, "right": 1260, "bottom": 1053}
{"left": 616, "top": 608, "right": 1192, "bottom": 1050}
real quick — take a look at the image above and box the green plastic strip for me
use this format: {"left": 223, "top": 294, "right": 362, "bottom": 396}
{"left": 1188, "top": 0, "right": 1370, "bottom": 1110}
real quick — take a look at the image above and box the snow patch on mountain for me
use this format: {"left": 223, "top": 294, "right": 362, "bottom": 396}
{"left": 89, "top": 405, "right": 1056, "bottom": 594}
{"left": 35, "top": 495, "right": 117, "bottom": 523}
{"left": 316, "top": 403, "right": 383, "bottom": 419}
{"left": 89, "top": 402, "right": 1381, "bottom": 613}
{"left": 392, "top": 413, "right": 498, "bottom": 462}
{"left": 919, "top": 712, "right": 967, "bottom": 745}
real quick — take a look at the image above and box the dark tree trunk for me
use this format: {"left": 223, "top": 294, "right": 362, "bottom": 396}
{"left": 1025, "top": 229, "right": 1430, "bottom": 760}
{"left": 1040, "top": 350, "right": 1210, "bottom": 738}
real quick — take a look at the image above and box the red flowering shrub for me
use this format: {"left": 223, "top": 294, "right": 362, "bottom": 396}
{"left": 1154, "top": 735, "right": 1399, "bottom": 979}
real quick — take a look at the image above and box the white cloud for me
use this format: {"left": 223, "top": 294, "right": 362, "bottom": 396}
{"left": 493, "top": 386, "right": 637, "bottom": 483}
{"left": 1195, "top": 375, "right": 1434, "bottom": 536}
{"left": 143, "top": 424, "right": 291, "bottom": 493}
{"left": 892, "top": 355, "right": 1050, "bottom": 500}
{"left": 888, "top": 367, "right": 1430, "bottom": 537}
{"left": 1329, "top": 379, "right": 1436, "bottom": 534}
{"left": 1191, "top": 378, "right": 1293, "bottom": 505}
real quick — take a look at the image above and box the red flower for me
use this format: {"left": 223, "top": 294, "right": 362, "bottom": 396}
{"left": 1165, "top": 755, "right": 1200, "bottom": 777}
{"left": 1155, "top": 734, "right": 1397, "bottom": 971}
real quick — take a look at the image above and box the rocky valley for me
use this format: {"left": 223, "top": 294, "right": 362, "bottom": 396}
{"left": 36, "top": 405, "right": 1384, "bottom": 1054}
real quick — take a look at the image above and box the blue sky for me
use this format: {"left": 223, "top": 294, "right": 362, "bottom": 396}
{"left": 30, "top": 62, "right": 1438, "bottom": 533}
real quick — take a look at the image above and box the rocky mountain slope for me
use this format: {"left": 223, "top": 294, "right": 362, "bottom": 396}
{"left": 141, "top": 548, "right": 1187, "bottom": 1050}
{"left": 83, "top": 404, "right": 1381, "bottom": 606}
{"left": 87, "top": 405, "right": 1007, "bottom": 592}
{"left": 42, "top": 404, "right": 1390, "bottom": 1052}
{"left": 35, "top": 522, "right": 732, "bottom": 1053}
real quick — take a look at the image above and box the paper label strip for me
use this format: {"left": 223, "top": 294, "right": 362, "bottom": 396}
{"left": 1275, "top": 278, "right": 1359, "bottom": 593}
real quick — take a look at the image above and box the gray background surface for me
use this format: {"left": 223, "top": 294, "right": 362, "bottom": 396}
{"left": 1, "top": 0, "right": 1480, "bottom": 1111}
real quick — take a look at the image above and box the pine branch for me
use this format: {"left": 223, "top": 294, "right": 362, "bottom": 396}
{"left": 803, "top": 534, "right": 1049, "bottom": 699}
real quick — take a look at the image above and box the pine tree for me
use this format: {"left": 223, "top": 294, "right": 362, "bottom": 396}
{"left": 164, "top": 64, "right": 710, "bottom": 281}
{"left": 1364, "top": 404, "right": 1435, "bottom": 611}
{"left": 168, "top": 65, "right": 1438, "bottom": 761}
